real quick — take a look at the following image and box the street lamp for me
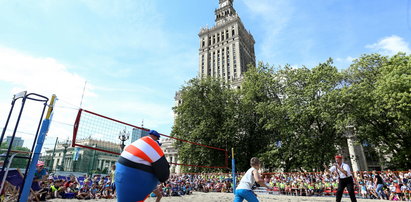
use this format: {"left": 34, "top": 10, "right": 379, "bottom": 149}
{"left": 118, "top": 128, "right": 130, "bottom": 152}
{"left": 60, "top": 139, "right": 70, "bottom": 171}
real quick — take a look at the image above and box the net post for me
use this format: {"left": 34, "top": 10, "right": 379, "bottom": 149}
{"left": 72, "top": 108, "right": 83, "bottom": 147}
{"left": 231, "top": 147, "right": 236, "bottom": 194}
{"left": 19, "top": 94, "right": 57, "bottom": 202}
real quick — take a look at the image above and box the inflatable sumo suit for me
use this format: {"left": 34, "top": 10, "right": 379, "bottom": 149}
{"left": 115, "top": 130, "right": 170, "bottom": 202}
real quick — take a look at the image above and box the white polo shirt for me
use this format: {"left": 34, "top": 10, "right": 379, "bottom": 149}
{"left": 237, "top": 167, "right": 256, "bottom": 190}
{"left": 329, "top": 162, "right": 352, "bottom": 179}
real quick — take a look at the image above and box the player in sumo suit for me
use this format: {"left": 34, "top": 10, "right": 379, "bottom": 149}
{"left": 115, "top": 130, "right": 170, "bottom": 202}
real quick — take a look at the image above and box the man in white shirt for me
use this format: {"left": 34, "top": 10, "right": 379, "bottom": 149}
{"left": 324, "top": 155, "right": 357, "bottom": 202}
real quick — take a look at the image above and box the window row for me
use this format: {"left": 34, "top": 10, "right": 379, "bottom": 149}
{"left": 201, "top": 26, "right": 236, "bottom": 47}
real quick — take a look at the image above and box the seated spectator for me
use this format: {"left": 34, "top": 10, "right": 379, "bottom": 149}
{"left": 101, "top": 184, "right": 113, "bottom": 199}
{"left": 50, "top": 180, "right": 65, "bottom": 198}
{"left": 90, "top": 183, "right": 101, "bottom": 199}
{"left": 33, "top": 161, "right": 48, "bottom": 191}
{"left": 34, "top": 181, "right": 49, "bottom": 201}
{"left": 77, "top": 183, "right": 91, "bottom": 199}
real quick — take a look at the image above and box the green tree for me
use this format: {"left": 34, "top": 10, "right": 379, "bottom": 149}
{"left": 171, "top": 54, "right": 410, "bottom": 172}
{"left": 235, "top": 63, "right": 281, "bottom": 171}
{"left": 171, "top": 77, "right": 238, "bottom": 172}
{"left": 0, "top": 143, "right": 30, "bottom": 168}
{"left": 257, "top": 60, "right": 345, "bottom": 171}
{"left": 342, "top": 53, "right": 411, "bottom": 169}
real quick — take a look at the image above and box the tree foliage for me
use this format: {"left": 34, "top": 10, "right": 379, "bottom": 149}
{"left": 342, "top": 53, "right": 411, "bottom": 169}
{"left": 0, "top": 143, "right": 30, "bottom": 168}
{"left": 255, "top": 60, "right": 345, "bottom": 171}
{"left": 235, "top": 64, "right": 280, "bottom": 170}
{"left": 172, "top": 53, "right": 411, "bottom": 172}
{"left": 171, "top": 77, "right": 238, "bottom": 172}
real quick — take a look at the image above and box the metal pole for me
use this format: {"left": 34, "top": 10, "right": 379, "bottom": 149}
{"left": 72, "top": 148, "right": 78, "bottom": 172}
{"left": 73, "top": 160, "right": 76, "bottom": 172}
{"left": 50, "top": 137, "right": 58, "bottom": 172}
{"left": 90, "top": 144, "right": 97, "bottom": 175}
{"left": 2, "top": 95, "right": 28, "bottom": 179}
{"left": 0, "top": 97, "right": 17, "bottom": 185}
{"left": 19, "top": 94, "right": 56, "bottom": 202}
{"left": 0, "top": 98, "right": 17, "bottom": 147}
{"left": 232, "top": 148, "right": 236, "bottom": 194}
{"left": 23, "top": 93, "right": 49, "bottom": 182}
{"left": 61, "top": 146, "right": 68, "bottom": 171}
{"left": 0, "top": 153, "right": 19, "bottom": 193}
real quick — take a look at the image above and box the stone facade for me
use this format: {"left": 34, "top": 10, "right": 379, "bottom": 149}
{"left": 42, "top": 139, "right": 118, "bottom": 174}
{"left": 198, "top": 0, "right": 255, "bottom": 88}
{"left": 160, "top": 138, "right": 180, "bottom": 173}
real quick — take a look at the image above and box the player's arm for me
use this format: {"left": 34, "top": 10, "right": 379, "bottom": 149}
{"left": 152, "top": 156, "right": 170, "bottom": 183}
{"left": 323, "top": 164, "right": 332, "bottom": 174}
{"left": 335, "top": 164, "right": 348, "bottom": 176}
{"left": 252, "top": 169, "right": 271, "bottom": 189}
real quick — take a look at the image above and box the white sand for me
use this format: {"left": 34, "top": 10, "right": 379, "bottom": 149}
{"left": 49, "top": 192, "right": 378, "bottom": 202}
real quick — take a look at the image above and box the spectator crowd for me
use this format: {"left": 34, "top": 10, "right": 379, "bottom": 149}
{"left": 3, "top": 160, "right": 408, "bottom": 201}
{"left": 24, "top": 169, "right": 410, "bottom": 201}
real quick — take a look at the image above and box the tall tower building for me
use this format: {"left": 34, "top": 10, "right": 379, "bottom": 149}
{"left": 5, "top": 136, "right": 24, "bottom": 147}
{"left": 198, "top": 0, "right": 255, "bottom": 87}
{"left": 131, "top": 121, "right": 148, "bottom": 142}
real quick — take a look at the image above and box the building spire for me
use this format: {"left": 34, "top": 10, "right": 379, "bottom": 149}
{"left": 215, "top": 0, "right": 236, "bottom": 23}
{"left": 219, "top": 0, "right": 233, "bottom": 8}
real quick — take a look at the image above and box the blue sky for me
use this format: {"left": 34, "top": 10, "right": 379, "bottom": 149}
{"left": 0, "top": 0, "right": 410, "bottom": 149}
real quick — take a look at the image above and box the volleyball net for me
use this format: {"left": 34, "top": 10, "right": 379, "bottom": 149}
{"left": 72, "top": 109, "right": 228, "bottom": 169}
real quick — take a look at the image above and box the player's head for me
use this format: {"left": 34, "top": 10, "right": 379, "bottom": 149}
{"left": 250, "top": 157, "right": 261, "bottom": 168}
{"left": 334, "top": 155, "right": 343, "bottom": 163}
{"left": 148, "top": 129, "right": 160, "bottom": 141}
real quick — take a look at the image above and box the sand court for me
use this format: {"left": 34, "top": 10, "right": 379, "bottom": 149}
{"left": 49, "top": 192, "right": 378, "bottom": 202}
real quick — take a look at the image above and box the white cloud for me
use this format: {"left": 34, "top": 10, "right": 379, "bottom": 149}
{"left": 0, "top": 46, "right": 94, "bottom": 146}
{"left": 0, "top": 47, "right": 93, "bottom": 100}
{"left": 366, "top": 35, "right": 411, "bottom": 55}
{"left": 0, "top": 47, "right": 175, "bottom": 145}
{"left": 336, "top": 56, "right": 355, "bottom": 63}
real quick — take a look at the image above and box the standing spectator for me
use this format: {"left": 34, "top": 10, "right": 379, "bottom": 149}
{"left": 324, "top": 155, "right": 357, "bottom": 202}
{"left": 110, "top": 164, "right": 116, "bottom": 196}
{"left": 373, "top": 170, "right": 387, "bottom": 200}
